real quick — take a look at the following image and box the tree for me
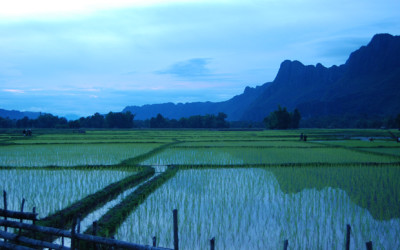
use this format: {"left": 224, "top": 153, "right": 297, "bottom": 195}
{"left": 290, "top": 109, "right": 301, "bottom": 129}
{"left": 396, "top": 114, "right": 400, "bottom": 129}
{"left": 16, "top": 116, "right": 31, "bottom": 128}
{"left": 216, "top": 112, "right": 229, "bottom": 128}
{"left": 68, "top": 120, "right": 81, "bottom": 129}
{"left": 90, "top": 113, "right": 105, "bottom": 128}
{"left": 34, "top": 114, "right": 67, "bottom": 128}
{"left": 150, "top": 114, "right": 167, "bottom": 128}
{"left": 147, "top": 113, "right": 229, "bottom": 128}
{"left": 0, "top": 117, "right": 14, "bottom": 128}
{"left": 105, "top": 111, "right": 134, "bottom": 128}
{"left": 264, "top": 106, "right": 301, "bottom": 129}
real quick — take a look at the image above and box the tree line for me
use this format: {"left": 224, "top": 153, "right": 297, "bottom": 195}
{"left": 0, "top": 112, "right": 135, "bottom": 129}
{"left": 68, "top": 112, "right": 134, "bottom": 129}
{"left": 301, "top": 114, "right": 400, "bottom": 129}
{"left": 0, "top": 111, "right": 229, "bottom": 129}
{"left": 263, "top": 106, "right": 400, "bottom": 129}
{"left": 148, "top": 113, "right": 229, "bottom": 128}
{"left": 1, "top": 108, "right": 399, "bottom": 129}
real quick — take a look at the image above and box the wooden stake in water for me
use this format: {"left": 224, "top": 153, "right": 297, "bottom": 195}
{"left": 283, "top": 239, "right": 288, "bottom": 250}
{"left": 71, "top": 217, "right": 77, "bottom": 250}
{"left": 93, "top": 221, "right": 98, "bottom": 250}
{"left": 173, "top": 209, "right": 179, "bottom": 250}
{"left": 32, "top": 207, "right": 36, "bottom": 225}
{"left": 366, "top": 241, "right": 373, "bottom": 250}
{"left": 76, "top": 216, "right": 81, "bottom": 248}
{"left": 77, "top": 215, "right": 81, "bottom": 233}
{"left": 3, "top": 190, "right": 7, "bottom": 233}
{"left": 19, "top": 198, "right": 25, "bottom": 235}
{"left": 210, "top": 237, "right": 215, "bottom": 250}
{"left": 153, "top": 236, "right": 157, "bottom": 247}
{"left": 346, "top": 224, "right": 351, "bottom": 250}
{"left": 32, "top": 207, "right": 36, "bottom": 239}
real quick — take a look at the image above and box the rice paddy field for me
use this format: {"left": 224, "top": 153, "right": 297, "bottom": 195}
{"left": 1, "top": 128, "right": 400, "bottom": 249}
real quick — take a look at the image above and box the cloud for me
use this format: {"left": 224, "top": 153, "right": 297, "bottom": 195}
{"left": 0, "top": 0, "right": 221, "bottom": 19}
{"left": 157, "top": 58, "right": 212, "bottom": 78}
{"left": 2, "top": 89, "right": 25, "bottom": 94}
{"left": 1, "top": 0, "right": 399, "bottom": 117}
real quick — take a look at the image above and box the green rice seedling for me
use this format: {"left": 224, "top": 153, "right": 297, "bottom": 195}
{"left": 0, "top": 143, "right": 161, "bottom": 167}
{"left": 0, "top": 169, "right": 132, "bottom": 218}
{"left": 115, "top": 168, "right": 400, "bottom": 249}
{"left": 177, "top": 140, "right": 325, "bottom": 148}
{"left": 312, "top": 140, "right": 400, "bottom": 148}
{"left": 141, "top": 147, "right": 398, "bottom": 165}
{"left": 356, "top": 148, "right": 400, "bottom": 157}
{"left": 270, "top": 165, "right": 400, "bottom": 220}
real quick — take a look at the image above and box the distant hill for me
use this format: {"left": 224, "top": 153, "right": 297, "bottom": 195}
{"left": 0, "top": 109, "right": 41, "bottom": 120}
{"left": 128, "top": 33, "right": 399, "bottom": 121}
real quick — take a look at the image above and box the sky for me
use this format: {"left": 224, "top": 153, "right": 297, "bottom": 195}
{"left": 0, "top": 0, "right": 399, "bottom": 119}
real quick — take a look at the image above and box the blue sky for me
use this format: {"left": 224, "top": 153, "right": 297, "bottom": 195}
{"left": 1, "top": 0, "right": 399, "bottom": 118}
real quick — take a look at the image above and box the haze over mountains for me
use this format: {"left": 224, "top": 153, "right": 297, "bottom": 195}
{"left": 124, "top": 33, "right": 400, "bottom": 121}
{"left": 0, "top": 109, "right": 41, "bottom": 120}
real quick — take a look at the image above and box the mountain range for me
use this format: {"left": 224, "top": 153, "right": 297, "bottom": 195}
{"left": 124, "top": 33, "right": 400, "bottom": 121}
{"left": 0, "top": 109, "right": 41, "bottom": 120}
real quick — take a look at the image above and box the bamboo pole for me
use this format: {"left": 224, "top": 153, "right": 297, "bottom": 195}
{"left": 93, "top": 221, "right": 98, "bottom": 250}
{"left": 0, "top": 230, "right": 70, "bottom": 250}
{"left": 346, "top": 224, "right": 351, "bottom": 250}
{"left": 0, "top": 219, "right": 172, "bottom": 250}
{"left": 19, "top": 198, "right": 26, "bottom": 235}
{"left": 3, "top": 190, "right": 7, "bottom": 233}
{"left": 0, "top": 209, "right": 37, "bottom": 220}
{"left": 0, "top": 239, "right": 35, "bottom": 250}
{"left": 32, "top": 207, "right": 36, "bottom": 239}
{"left": 71, "top": 216, "right": 77, "bottom": 250}
{"left": 32, "top": 207, "right": 36, "bottom": 225}
{"left": 77, "top": 216, "right": 81, "bottom": 233}
{"left": 20, "top": 199, "right": 26, "bottom": 222}
{"left": 76, "top": 216, "right": 81, "bottom": 248}
{"left": 283, "top": 239, "right": 288, "bottom": 250}
{"left": 173, "top": 209, "right": 179, "bottom": 250}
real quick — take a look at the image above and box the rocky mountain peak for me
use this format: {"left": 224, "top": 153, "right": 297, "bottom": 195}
{"left": 345, "top": 34, "right": 400, "bottom": 75}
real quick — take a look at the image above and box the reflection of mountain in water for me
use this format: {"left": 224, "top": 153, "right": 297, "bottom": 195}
{"left": 115, "top": 168, "right": 399, "bottom": 249}
{"left": 269, "top": 166, "right": 400, "bottom": 220}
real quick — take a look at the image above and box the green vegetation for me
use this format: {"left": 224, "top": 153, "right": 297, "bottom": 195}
{"left": 0, "top": 168, "right": 133, "bottom": 218}
{"left": 1, "top": 128, "right": 399, "bottom": 248}
{"left": 0, "top": 143, "right": 161, "bottom": 167}
{"left": 116, "top": 168, "right": 399, "bottom": 249}
{"left": 82, "top": 167, "right": 178, "bottom": 240}
{"left": 37, "top": 167, "right": 154, "bottom": 230}
{"left": 0, "top": 111, "right": 136, "bottom": 129}
{"left": 149, "top": 112, "right": 229, "bottom": 128}
{"left": 142, "top": 147, "right": 399, "bottom": 165}
{"left": 270, "top": 165, "right": 400, "bottom": 220}
{"left": 264, "top": 106, "right": 301, "bottom": 129}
